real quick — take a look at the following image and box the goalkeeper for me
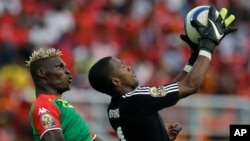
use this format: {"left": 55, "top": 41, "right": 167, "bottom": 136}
{"left": 88, "top": 6, "right": 236, "bottom": 141}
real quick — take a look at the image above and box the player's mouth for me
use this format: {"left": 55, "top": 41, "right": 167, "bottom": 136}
{"left": 68, "top": 77, "right": 72, "bottom": 84}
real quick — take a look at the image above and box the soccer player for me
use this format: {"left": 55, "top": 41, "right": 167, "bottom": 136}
{"left": 26, "top": 48, "right": 103, "bottom": 141}
{"left": 88, "top": 7, "right": 236, "bottom": 141}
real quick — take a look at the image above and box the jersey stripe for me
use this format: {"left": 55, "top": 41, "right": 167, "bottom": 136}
{"left": 164, "top": 83, "right": 178, "bottom": 91}
{"left": 122, "top": 83, "right": 179, "bottom": 98}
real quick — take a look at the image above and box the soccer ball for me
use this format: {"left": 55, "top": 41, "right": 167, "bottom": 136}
{"left": 184, "top": 5, "right": 218, "bottom": 44}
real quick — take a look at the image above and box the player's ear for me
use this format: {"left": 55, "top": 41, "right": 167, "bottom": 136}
{"left": 111, "top": 77, "right": 121, "bottom": 87}
{"left": 37, "top": 68, "right": 46, "bottom": 78}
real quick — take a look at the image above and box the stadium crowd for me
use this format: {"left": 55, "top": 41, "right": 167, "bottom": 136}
{"left": 0, "top": 0, "right": 249, "bottom": 140}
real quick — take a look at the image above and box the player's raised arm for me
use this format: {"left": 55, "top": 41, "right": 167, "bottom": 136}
{"left": 172, "top": 34, "right": 199, "bottom": 82}
{"left": 177, "top": 6, "right": 237, "bottom": 99}
{"left": 42, "top": 130, "right": 65, "bottom": 141}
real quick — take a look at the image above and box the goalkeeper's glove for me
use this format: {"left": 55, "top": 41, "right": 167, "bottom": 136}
{"left": 191, "top": 6, "right": 237, "bottom": 53}
{"left": 180, "top": 34, "right": 199, "bottom": 66}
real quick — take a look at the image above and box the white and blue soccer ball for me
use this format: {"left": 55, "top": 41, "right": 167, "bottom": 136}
{"left": 184, "top": 5, "right": 219, "bottom": 44}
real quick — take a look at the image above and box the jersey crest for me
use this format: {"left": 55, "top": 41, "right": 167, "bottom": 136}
{"left": 40, "top": 113, "right": 56, "bottom": 129}
{"left": 149, "top": 86, "right": 166, "bottom": 97}
{"left": 109, "top": 108, "right": 120, "bottom": 119}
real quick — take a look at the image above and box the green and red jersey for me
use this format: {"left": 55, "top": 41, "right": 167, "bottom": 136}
{"left": 29, "top": 94, "right": 95, "bottom": 141}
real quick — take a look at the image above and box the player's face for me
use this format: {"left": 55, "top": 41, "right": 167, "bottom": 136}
{"left": 43, "top": 57, "right": 72, "bottom": 94}
{"left": 110, "top": 57, "right": 139, "bottom": 90}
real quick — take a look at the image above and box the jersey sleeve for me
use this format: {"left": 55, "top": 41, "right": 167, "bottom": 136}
{"left": 31, "top": 100, "right": 62, "bottom": 138}
{"left": 123, "top": 83, "right": 179, "bottom": 115}
{"left": 91, "top": 132, "right": 97, "bottom": 140}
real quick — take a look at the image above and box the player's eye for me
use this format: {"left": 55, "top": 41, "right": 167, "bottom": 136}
{"left": 121, "top": 64, "right": 126, "bottom": 69}
{"left": 56, "top": 65, "right": 63, "bottom": 69}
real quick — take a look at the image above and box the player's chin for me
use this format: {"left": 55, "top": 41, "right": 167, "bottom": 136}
{"left": 65, "top": 84, "right": 71, "bottom": 91}
{"left": 134, "top": 78, "right": 139, "bottom": 85}
{"left": 58, "top": 88, "right": 68, "bottom": 94}
{"left": 65, "top": 86, "right": 70, "bottom": 91}
{"left": 59, "top": 87, "right": 70, "bottom": 94}
{"left": 61, "top": 84, "right": 71, "bottom": 92}
{"left": 131, "top": 80, "right": 139, "bottom": 89}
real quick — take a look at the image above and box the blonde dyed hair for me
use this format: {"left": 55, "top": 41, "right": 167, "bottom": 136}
{"left": 26, "top": 48, "right": 62, "bottom": 67}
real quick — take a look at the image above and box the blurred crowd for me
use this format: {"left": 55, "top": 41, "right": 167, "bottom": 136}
{"left": 0, "top": 0, "right": 249, "bottom": 140}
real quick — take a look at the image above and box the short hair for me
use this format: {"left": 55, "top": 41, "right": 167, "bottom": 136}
{"left": 88, "top": 56, "right": 114, "bottom": 95}
{"left": 26, "top": 48, "right": 62, "bottom": 79}
{"left": 26, "top": 48, "right": 62, "bottom": 68}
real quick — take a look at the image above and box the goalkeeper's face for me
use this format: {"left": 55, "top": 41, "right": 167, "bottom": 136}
{"left": 110, "top": 57, "right": 139, "bottom": 91}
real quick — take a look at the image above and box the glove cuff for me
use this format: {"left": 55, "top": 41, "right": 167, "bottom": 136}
{"left": 199, "top": 50, "right": 212, "bottom": 60}
{"left": 198, "top": 39, "right": 216, "bottom": 53}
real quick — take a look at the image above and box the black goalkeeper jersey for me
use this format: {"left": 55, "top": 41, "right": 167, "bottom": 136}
{"left": 108, "top": 83, "right": 179, "bottom": 141}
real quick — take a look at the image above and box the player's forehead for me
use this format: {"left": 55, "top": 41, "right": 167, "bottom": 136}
{"left": 48, "top": 56, "right": 63, "bottom": 62}
{"left": 110, "top": 57, "right": 122, "bottom": 66}
{"left": 43, "top": 56, "right": 65, "bottom": 66}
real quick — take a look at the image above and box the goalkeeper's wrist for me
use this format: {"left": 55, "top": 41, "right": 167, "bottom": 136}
{"left": 185, "top": 51, "right": 211, "bottom": 72}
{"left": 199, "top": 50, "right": 212, "bottom": 60}
{"left": 188, "top": 50, "right": 199, "bottom": 66}
{"left": 185, "top": 50, "right": 211, "bottom": 72}
{"left": 198, "top": 39, "right": 216, "bottom": 53}
{"left": 184, "top": 64, "right": 192, "bottom": 72}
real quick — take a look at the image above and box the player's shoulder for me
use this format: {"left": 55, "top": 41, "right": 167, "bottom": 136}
{"left": 120, "top": 86, "right": 150, "bottom": 98}
{"left": 31, "top": 95, "right": 59, "bottom": 112}
{"left": 121, "top": 83, "right": 179, "bottom": 98}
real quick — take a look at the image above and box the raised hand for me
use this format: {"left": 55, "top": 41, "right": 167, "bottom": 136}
{"left": 191, "top": 6, "right": 237, "bottom": 53}
{"left": 165, "top": 122, "right": 182, "bottom": 141}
